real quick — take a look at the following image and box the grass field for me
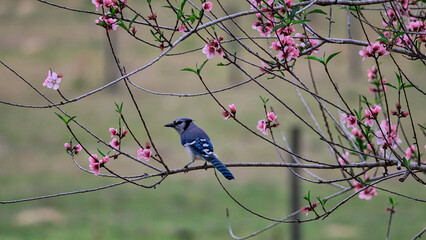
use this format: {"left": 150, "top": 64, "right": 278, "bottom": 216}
{"left": 0, "top": 0, "right": 425, "bottom": 239}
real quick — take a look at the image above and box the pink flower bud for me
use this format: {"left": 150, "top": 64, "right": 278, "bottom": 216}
{"left": 228, "top": 104, "right": 236, "bottom": 114}
{"left": 396, "top": 102, "right": 401, "bottom": 110}
{"left": 131, "top": 26, "right": 137, "bottom": 35}
{"left": 64, "top": 143, "right": 71, "bottom": 150}
{"left": 202, "top": 2, "right": 213, "bottom": 12}
{"left": 148, "top": 13, "right": 157, "bottom": 20}
{"left": 401, "top": 111, "right": 409, "bottom": 117}
{"left": 102, "top": 156, "right": 110, "bottom": 164}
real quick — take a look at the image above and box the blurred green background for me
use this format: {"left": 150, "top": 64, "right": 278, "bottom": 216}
{"left": 0, "top": 1, "right": 425, "bottom": 239}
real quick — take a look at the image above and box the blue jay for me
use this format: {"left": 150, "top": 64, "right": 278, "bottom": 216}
{"left": 165, "top": 118, "right": 234, "bottom": 180}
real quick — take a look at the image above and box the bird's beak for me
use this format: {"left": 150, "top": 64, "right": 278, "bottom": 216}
{"left": 164, "top": 122, "right": 175, "bottom": 128}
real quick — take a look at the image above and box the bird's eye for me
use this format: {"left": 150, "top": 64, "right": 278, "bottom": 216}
{"left": 175, "top": 121, "right": 182, "bottom": 125}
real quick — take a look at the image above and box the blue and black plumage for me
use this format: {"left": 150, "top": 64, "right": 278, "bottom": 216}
{"left": 165, "top": 118, "right": 235, "bottom": 180}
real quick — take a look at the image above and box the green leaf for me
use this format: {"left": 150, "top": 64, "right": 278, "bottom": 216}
{"left": 128, "top": 15, "right": 138, "bottom": 29}
{"left": 55, "top": 112, "right": 67, "bottom": 124}
{"left": 383, "top": 82, "right": 397, "bottom": 90}
{"left": 290, "top": 19, "right": 311, "bottom": 25}
{"left": 115, "top": 102, "right": 123, "bottom": 113}
{"left": 271, "top": 23, "right": 287, "bottom": 33}
{"left": 353, "top": 109, "right": 361, "bottom": 120}
{"left": 402, "top": 157, "right": 411, "bottom": 168}
{"left": 307, "top": 9, "right": 327, "bottom": 15}
{"left": 305, "top": 56, "right": 325, "bottom": 67}
{"left": 150, "top": 29, "right": 160, "bottom": 41}
{"left": 304, "top": 190, "right": 311, "bottom": 201}
{"left": 326, "top": 51, "right": 341, "bottom": 65}
{"left": 55, "top": 112, "right": 76, "bottom": 124}
{"left": 217, "top": 62, "right": 225, "bottom": 66}
{"left": 68, "top": 116, "right": 77, "bottom": 123}
{"left": 197, "top": 59, "right": 209, "bottom": 74}
{"left": 181, "top": 0, "right": 187, "bottom": 9}
{"left": 97, "top": 148, "right": 106, "bottom": 157}
{"left": 259, "top": 95, "right": 269, "bottom": 104}
{"left": 117, "top": 19, "right": 128, "bottom": 31}
{"left": 288, "top": 6, "right": 301, "bottom": 21}
{"left": 392, "top": 31, "right": 406, "bottom": 42}
{"left": 181, "top": 67, "right": 197, "bottom": 75}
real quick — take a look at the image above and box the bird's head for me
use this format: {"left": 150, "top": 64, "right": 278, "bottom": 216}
{"left": 164, "top": 118, "right": 193, "bottom": 134}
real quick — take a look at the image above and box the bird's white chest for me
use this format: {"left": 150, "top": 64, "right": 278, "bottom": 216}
{"left": 183, "top": 144, "right": 203, "bottom": 161}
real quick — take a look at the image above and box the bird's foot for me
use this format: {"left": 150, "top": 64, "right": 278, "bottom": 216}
{"left": 203, "top": 162, "right": 208, "bottom": 170}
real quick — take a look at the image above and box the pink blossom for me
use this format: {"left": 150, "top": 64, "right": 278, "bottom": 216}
{"left": 122, "top": 128, "right": 128, "bottom": 138}
{"left": 342, "top": 115, "right": 357, "bottom": 128}
{"left": 102, "top": 156, "right": 110, "bottom": 164}
{"left": 75, "top": 144, "right": 82, "bottom": 154}
{"left": 367, "top": 66, "right": 377, "bottom": 81}
{"left": 301, "top": 202, "right": 318, "bottom": 216}
{"left": 364, "top": 142, "right": 375, "bottom": 154}
{"left": 109, "top": 138, "right": 120, "bottom": 149}
{"left": 137, "top": 148, "right": 152, "bottom": 161}
{"left": 202, "top": 44, "right": 216, "bottom": 59}
{"left": 364, "top": 104, "right": 381, "bottom": 127}
{"left": 267, "top": 112, "right": 277, "bottom": 122}
{"left": 277, "top": 25, "right": 295, "bottom": 36}
{"left": 407, "top": 19, "right": 425, "bottom": 32}
{"left": 353, "top": 174, "right": 377, "bottom": 200}
{"left": 260, "top": 61, "right": 271, "bottom": 73}
{"left": 109, "top": 128, "right": 117, "bottom": 137}
{"left": 92, "top": 0, "right": 103, "bottom": 11}
{"left": 178, "top": 25, "right": 186, "bottom": 33}
{"left": 64, "top": 143, "right": 71, "bottom": 150}
{"left": 89, "top": 154, "right": 99, "bottom": 164}
{"left": 202, "top": 39, "right": 223, "bottom": 59}
{"left": 257, "top": 119, "right": 268, "bottom": 135}
{"left": 405, "top": 145, "right": 416, "bottom": 160}
{"left": 145, "top": 141, "right": 151, "bottom": 149}
{"left": 270, "top": 35, "right": 300, "bottom": 62}
{"left": 248, "top": 0, "right": 263, "bottom": 9}
{"left": 338, "top": 152, "right": 350, "bottom": 165}
{"left": 359, "top": 42, "right": 389, "bottom": 61}
{"left": 376, "top": 120, "right": 402, "bottom": 152}
{"left": 257, "top": 21, "right": 274, "bottom": 37}
{"left": 276, "top": 45, "right": 300, "bottom": 62}
{"left": 351, "top": 128, "right": 365, "bottom": 141}
{"left": 89, "top": 154, "right": 100, "bottom": 175}
{"left": 359, "top": 186, "right": 377, "bottom": 200}
{"left": 308, "top": 39, "right": 320, "bottom": 54}
{"left": 222, "top": 109, "right": 231, "bottom": 120}
{"left": 294, "top": 33, "right": 303, "bottom": 41}
{"left": 43, "top": 69, "right": 62, "bottom": 90}
{"left": 65, "top": 142, "right": 82, "bottom": 155}
{"left": 95, "top": 15, "right": 118, "bottom": 31}
{"left": 202, "top": 2, "right": 213, "bottom": 12}
{"left": 222, "top": 104, "right": 237, "bottom": 120}
{"left": 90, "top": 162, "right": 101, "bottom": 175}
{"left": 283, "top": 0, "right": 293, "bottom": 8}
{"left": 364, "top": 113, "right": 374, "bottom": 127}
{"left": 103, "top": 0, "right": 116, "bottom": 9}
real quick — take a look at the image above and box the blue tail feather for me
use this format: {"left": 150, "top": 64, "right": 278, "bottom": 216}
{"left": 208, "top": 157, "right": 234, "bottom": 180}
